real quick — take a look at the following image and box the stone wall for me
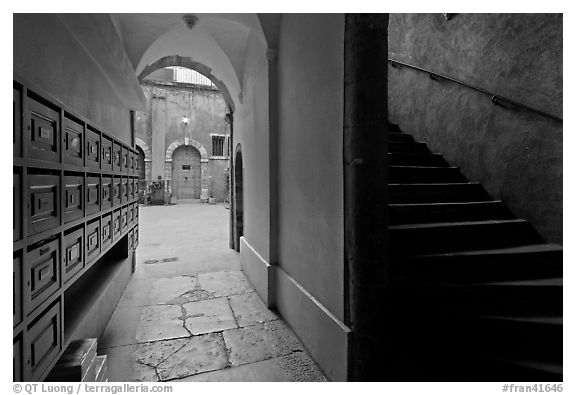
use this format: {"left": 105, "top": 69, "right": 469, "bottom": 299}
{"left": 134, "top": 80, "right": 230, "bottom": 201}
{"left": 388, "top": 13, "right": 562, "bottom": 243}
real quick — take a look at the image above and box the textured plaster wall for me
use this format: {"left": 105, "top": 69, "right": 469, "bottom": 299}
{"left": 233, "top": 32, "right": 271, "bottom": 260}
{"left": 134, "top": 82, "right": 229, "bottom": 200}
{"left": 278, "top": 14, "right": 345, "bottom": 320}
{"left": 388, "top": 13, "right": 562, "bottom": 243}
{"left": 13, "top": 14, "right": 132, "bottom": 143}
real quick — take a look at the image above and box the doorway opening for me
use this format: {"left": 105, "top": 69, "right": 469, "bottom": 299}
{"left": 234, "top": 145, "right": 244, "bottom": 252}
{"left": 172, "top": 145, "right": 202, "bottom": 200}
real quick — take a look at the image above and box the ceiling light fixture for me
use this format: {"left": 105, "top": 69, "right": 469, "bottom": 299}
{"left": 182, "top": 15, "right": 198, "bottom": 30}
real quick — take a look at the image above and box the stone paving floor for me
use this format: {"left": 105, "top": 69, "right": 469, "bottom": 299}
{"left": 100, "top": 201, "right": 326, "bottom": 382}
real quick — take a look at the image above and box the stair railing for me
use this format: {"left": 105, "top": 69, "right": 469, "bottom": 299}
{"left": 389, "top": 58, "right": 563, "bottom": 123}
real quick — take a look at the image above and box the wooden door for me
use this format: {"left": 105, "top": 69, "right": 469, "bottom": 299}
{"left": 172, "top": 145, "right": 201, "bottom": 199}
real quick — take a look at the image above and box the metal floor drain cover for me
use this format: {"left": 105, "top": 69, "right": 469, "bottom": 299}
{"left": 144, "top": 257, "right": 178, "bottom": 265}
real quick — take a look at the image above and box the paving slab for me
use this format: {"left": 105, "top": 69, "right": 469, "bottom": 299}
{"left": 119, "top": 276, "right": 199, "bottom": 307}
{"left": 103, "top": 203, "right": 323, "bottom": 382}
{"left": 183, "top": 297, "right": 238, "bottom": 335}
{"left": 135, "top": 305, "right": 190, "bottom": 343}
{"left": 174, "top": 352, "right": 326, "bottom": 382}
{"left": 229, "top": 292, "right": 278, "bottom": 327}
{"left": 223, "top": 320, "right": 304, "bottom": 366}
{"left": 101, "top": 343, "right": 159, "bottom": 382}
{"left": 155, "top": 333, "right": 229, "bottom": 381}
{"left": 100, "top": 305, "right": 145, "bottom": 349}
{"left": 198, "top": 270, "right": 252, "bottom": 297}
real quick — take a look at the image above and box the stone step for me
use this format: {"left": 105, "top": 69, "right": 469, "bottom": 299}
{"left": 389, "top": 201, "right": 514, "bottom": 225}
{"left": 389, "top": 219, "right": 543, "bottom": 256}
{"left": 387, "top": 278, "right": 563, "bottom": 317}
{"left": 388, "top": 123, "right": 401, "bottom": 133}
{"left": 383, "top": 313, "right": 562, "bottom": 379}
{"left": 388, "top": 132, "right": 415, "bottom": 143}
{"left": 389, "top": 166, "right": 467, "bottom": 183}
{"left": 389, "top": 182, "right": 491, "bottom": 204}
{"left": 388, "top": 153, "right": 448, "bottom": 167}
{"left": 388, "top": 142, "right": 430, "bottom": 154}
{"left": 390, "top": 244, "right": 563, "bottom": 283}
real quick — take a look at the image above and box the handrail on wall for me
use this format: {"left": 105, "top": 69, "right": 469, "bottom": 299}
{"left": 388, "top": 58, "right": 563, "bottom": 123}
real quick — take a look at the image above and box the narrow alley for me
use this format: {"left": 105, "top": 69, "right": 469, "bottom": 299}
{"left": 98, "top": 202, "right": 326, "bottom": 382}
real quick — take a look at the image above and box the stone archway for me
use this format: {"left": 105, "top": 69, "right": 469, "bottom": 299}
{"left": 138, "top": 55, "right": 236, "bottom": 113}
{"left": 135, "top": 137, "right": 151, "bottom": 180}
{"left": 165, "top": 138, "right": 209, "bottom": 195}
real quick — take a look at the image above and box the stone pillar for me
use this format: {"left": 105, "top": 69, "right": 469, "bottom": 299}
{"left": 267, "top": 48, "right": 279, "bottom": 282}
{"left": 151, "top": 91, "right": 167, "bottom": 180}
{"left": 227, "top": 112, "right": 235, "bottom": 250}
{"left": 343, "top": 13, "right": 389, "bottom": 381}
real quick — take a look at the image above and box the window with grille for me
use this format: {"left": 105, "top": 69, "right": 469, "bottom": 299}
{"left": 212, "top": 135, "right": 227, "bottom": 157}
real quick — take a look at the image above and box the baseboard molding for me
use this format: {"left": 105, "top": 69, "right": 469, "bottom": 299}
{"left": 239, "top": 237, "right": 350, "bottom": 381}
{"left": 274, "top": 266, "right": 350, "bottom": 382}
{"left": 239, "top": 237, "right": 275, "bottom": 306}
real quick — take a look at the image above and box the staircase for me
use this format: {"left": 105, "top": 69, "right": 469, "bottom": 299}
{"left": 384, "top": 123, "right": 563, "bottom": 381}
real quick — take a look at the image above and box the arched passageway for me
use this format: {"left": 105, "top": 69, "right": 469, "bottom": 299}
{"left": 171, "top": 145, "right": 202, "bottom": 199}
{"left": 234, "top": 146, "right": 244, "bottom": 252}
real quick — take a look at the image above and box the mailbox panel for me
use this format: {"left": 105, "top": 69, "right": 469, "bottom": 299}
{"left": 112, "top": 176, "right": 121, "bottom": 207}
{"left": 26, "top": 237, "right": 60, "bottom": 313}
{"left": 14, "top": 335, "right": 22, "bottom": 382}
{"left": 85, "top": 127, "right": 100, "bottom": 170}
{"left": 122, "top": 145, "right": 129, "bottom": 173}
{"left": 28, "top": 174, "right": 59, "bottom": 236}
{"left": 14, "top": 170, "right": 21, "bottom": 241}
{"left": 63, "top": 227, "right": 83, "bottom": 283}
{"left": 113, "top": 142, "right": 122, "bottom": 172}
{"left": 134, "top": 225, "right": 139, "bottom": 249}
{"left": 14, "top": 252, "right": 22, "bottom": 327}
{"left": 128, "top": 228, "right": 134, "bottom": 251}
{"left": 86, "top": 219, "right": 100, "bottom": 263}
{"left": 64, "top": 174, "right": 83, "bottom": 224}
{"left": 28, "top": 96, "right": 59, "bottom": 163}
{"left": 86, "top": 175, "right": 100, "bottom": 215}
{"left": 101, "top": 135, "right": 113, "bottom": 171}
{"left": 112, "top": 209, "right": 121, "bottom": 239}
{"left": 129, "top": 150, "right": 136, "bottom": 174}
{"left": 14, "top": 83, "right": 22, "bottom": 158}
{"left": 63, "top": 116, "right": 84, "bottom": 166}
{"left": 27, "top": 301, "right": 61, "bottom": 381}
{"left": 102, "top": 213, "right": 112, "bottom": 248}
{"left": 127, "top": 203, "right": 134, "bottom": 226}
{"left": 121, "top": 206, "right": 128, "bottom": 234}
{"left": 101, "top": 176, "right": 112, "bottom": 210}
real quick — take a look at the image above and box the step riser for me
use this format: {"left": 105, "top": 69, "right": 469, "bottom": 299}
{"left": 389, "top": 167, "right": 467, "bottom": 184}
{"left": 380, "top": 358, "right": 562, "bottom": 381}
{"left": 389, "top": 184, "right": 491, "bottom": 204}
{"left": 389, "top": 142, "right": 430, "bottom": 154}
{"left": 386, "top": 314, "right": 562, "bottom": 363}
{"left": 388, "top": 153, "right": 448, "bottom": 167}
{"left": 391, "top": 251, "right": 563, "bottom": 283}
{"left": 388, "top": 124, "right": 401, "bottom": 133}
{"left": 390, "top": 222, "right": 543, "bottom": 255}
{"left": 388, "top": 133, "right": 415, "bottom": 143}
{"left": 389, "top": 202, "right": 514, "bottom": 225}
{"left": 388, "top": 285, "right": 563, "bottom": 317}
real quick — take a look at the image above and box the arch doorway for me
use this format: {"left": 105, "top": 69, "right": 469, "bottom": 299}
{"left": 172, "top": 145, "right": 202, "bottom": 199}
{"left": 136, "top": 146, "right": 146, "bottom": 181}
{"left": 234, "top": 146, "right": 244, "bottom": 251}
